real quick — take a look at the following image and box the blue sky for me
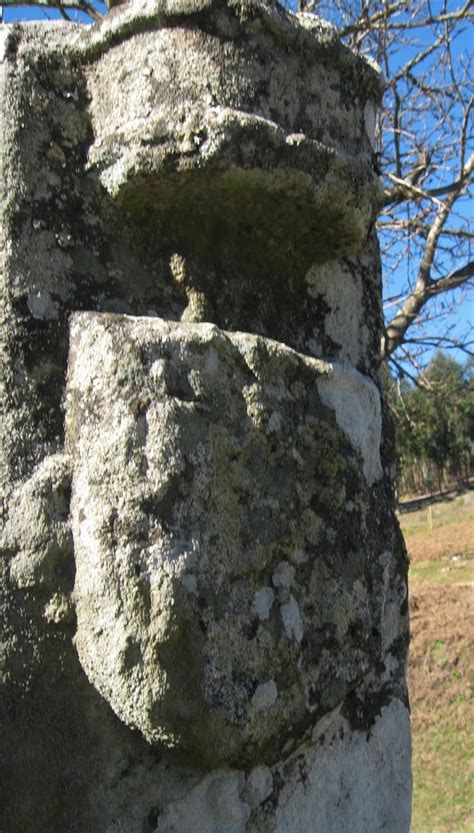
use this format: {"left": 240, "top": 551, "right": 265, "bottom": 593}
{"left": 2, "top": 3, "right": 105, "bottom": 22}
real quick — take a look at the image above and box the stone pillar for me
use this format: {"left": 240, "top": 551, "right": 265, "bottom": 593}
{"left": 0, "top": 2, "right": 411, "bottom": 831}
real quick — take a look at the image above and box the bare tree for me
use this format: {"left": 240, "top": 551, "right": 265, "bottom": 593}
{"left": 0, "top": 0, "right": 124, "bottom": 21}
{"left": 2, "top": 0, "right": 473, "bottom": 375}
{"left": 306, "top": 0, "right": 473, "bottom": 376}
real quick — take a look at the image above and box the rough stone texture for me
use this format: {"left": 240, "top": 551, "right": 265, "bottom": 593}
{"left": 66, "top": 313, "right": 385, "bottom": 766}
{"left": 0, "top": 1, "right": 411, "bottom": 831}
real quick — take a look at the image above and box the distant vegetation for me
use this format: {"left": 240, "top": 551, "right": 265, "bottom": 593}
{"left": 388, "top": 352, "right": 473, "bottom": 496}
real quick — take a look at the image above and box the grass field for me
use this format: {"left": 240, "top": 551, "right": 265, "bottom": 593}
{"left": 399, "top": 490, "right": 474, "bottom": 833}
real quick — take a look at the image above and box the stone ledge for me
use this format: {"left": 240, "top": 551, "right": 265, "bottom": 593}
{"left": 66, "top": 311, "right": 384, "bottom": 766}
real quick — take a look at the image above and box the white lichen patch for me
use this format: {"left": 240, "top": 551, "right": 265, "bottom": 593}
{"left": 203, "top": 346, "right": 219, "bottom": 376}
{"left": 274, "top": 699, "right": 411, "bottom": 833}
{"left": 245, "top": 766, "right": 273, "bottom": 808}
{"left": 317, "top": 362, "right": 383, "bottom": 486}
{"left": 364, "top": 101, "right": 377, "bottom": 148}
{"left": 272, "top": 561, "right": 295, "bottom": 589}
{"left": 251, "top": 680, "right": 278, "bottom": 711}
{"left": 280, "top": 595, "right": 303, "bottom": 643}
{"left": 289, "top": 548, "right": 309, "bottom": 564}
{"left": 305, "top": 260, "right": 364, "bottom": 364}
{"left": 252, "top": 587, "right": 275, "bottom": 621}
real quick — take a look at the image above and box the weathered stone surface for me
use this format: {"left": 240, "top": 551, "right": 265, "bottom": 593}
{"left": 272, "top": 698, "right": 412, "bottom": 833}
{"left": 83, "top": 0, "right": 381, "bottom": 265}
{"left": 0, "top": 1, "right": 411, "bottom": 830}
{"left": 66, "top": 312, "right": 386, "bottom": 765}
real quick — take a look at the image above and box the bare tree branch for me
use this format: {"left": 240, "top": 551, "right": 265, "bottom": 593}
{"left": 382, "top": 260, "right": 474, "bottom": 360}
{"left": 1, "top": 0, "right": 103, "bottom": 20}
{"left": 339, "top": 0, "right": 473, "bottom": 37}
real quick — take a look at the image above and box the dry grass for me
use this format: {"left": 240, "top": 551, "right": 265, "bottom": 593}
{"left": 409, "top": 583, "right": 473, "bottom": 833}
{"left": 405, "top": 520, "right": 473, "bottom": 563}
{"left": 402, "top": 490, "right": 474, "bottom": 832}
{"left": 400, "top": 492, "right": 473, "bottom": 576}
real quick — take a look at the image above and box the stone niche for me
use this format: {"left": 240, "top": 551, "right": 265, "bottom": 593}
{"left": 0, "top": 1, "right": 411, "bottom": 831}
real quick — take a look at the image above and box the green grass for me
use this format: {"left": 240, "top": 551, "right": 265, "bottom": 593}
{"left": 399, "top": 493, "right": 473, "bottom": 539}
{"left": 409, "top": 558, "right": 474, "bottom": 585}
{"left": 400, "top": 492, "right": 473, "bottom": 566}
{"left": 411, "top": 719, "right": 474, "bottom": 833}
{"left": 406, "top": 490, "right": 473, "bottom": 833}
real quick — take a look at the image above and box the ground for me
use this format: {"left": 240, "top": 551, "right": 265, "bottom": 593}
{"left": 399, "top": 489, "right": 473, "bottom": 833}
